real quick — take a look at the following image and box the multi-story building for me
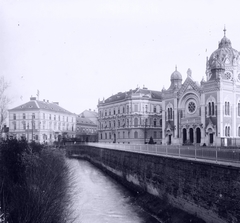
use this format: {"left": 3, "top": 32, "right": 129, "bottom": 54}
{"left": 99, "top": 29, "right": 240, "bottom": 147}
{"left": 76, "top": 113, "right": 98, "bottom": 142}
{"left": 98, "top": 87, "right": 162, "bottom": 144}
{"left": 8, "top": 97, "right": 76, "bottom": 143}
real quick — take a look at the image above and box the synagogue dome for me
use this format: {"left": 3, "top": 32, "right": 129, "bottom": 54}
{"left": 208, "top": 31, "right": 240, "bottom": 71}
{"left": 171, "top": 68, "right": 182, "bottom": 80}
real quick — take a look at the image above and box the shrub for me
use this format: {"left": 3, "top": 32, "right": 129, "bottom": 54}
{"left": 0, "top": 139, "right": 72, "bottom": 223}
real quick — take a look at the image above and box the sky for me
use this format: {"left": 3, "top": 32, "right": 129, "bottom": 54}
{"left": 1, "top": 0, "right": 240, "bottom": 114}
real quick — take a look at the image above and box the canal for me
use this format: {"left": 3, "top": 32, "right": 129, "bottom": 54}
{"left": 67, "top": 158, "right": 161, "bottom": 223}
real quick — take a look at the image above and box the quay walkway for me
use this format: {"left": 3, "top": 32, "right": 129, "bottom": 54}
{"left": 70, "top": 143, "right": 240, "bottom": 167}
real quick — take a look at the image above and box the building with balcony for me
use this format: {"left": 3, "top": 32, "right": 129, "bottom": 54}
{"left": 98, "top": 87, "right": 162, "bottom": 144}
{"left": 8, "top": 97, "right": 76, "bottom": 144}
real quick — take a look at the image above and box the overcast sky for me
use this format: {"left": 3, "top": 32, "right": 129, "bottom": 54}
{"left": 1, "top": 0, "right": 240, "bottom": 114}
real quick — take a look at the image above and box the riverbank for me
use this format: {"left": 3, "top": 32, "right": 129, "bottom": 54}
{"left": 70, "top": 155, "right": 205, "bottom": 223}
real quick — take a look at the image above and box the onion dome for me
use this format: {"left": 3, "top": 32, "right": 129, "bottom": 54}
{"left": 171, "top": 66, "right": 182, "bottom": 80}
{"left": 208, "top": 28, "right": 240, "bottom": 71}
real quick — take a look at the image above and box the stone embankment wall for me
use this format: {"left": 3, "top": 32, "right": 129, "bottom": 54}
{"left": 67, "top": 145, "right": 240, "bottom": 223}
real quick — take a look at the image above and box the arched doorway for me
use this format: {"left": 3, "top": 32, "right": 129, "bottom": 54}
{"left": 183, "top": 128, "right": 187, "bottom": 144}
{"left": 189, "top": 128, "right": 194, "bottom": 143}
{"left": 196, "top": 128, "right": 201, "bottom": 143}
{"left": 168, "top": 134, "right": 172, "bottom": 145}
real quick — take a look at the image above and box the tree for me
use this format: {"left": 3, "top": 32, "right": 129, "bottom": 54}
{"left": 0, "top": 76, "right": 10, "bottom": 136}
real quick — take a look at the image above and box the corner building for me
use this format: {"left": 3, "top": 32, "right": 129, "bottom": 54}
{"left": 98, "top": 88, "right": 162, "bottom": 144}
{"left": 162, "top": 31, "right": 240, "bottom": 146}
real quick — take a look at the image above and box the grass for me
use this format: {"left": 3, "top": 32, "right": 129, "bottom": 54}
{"left": 0, "top": 139, "right": 74, "bottom": 223}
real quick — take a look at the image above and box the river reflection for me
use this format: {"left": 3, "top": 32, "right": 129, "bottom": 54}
{"left": 67, "top": 159, "right": 161, "bottom": 223}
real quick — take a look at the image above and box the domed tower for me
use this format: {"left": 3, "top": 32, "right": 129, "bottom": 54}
{"left": 206, "top": 27, "right": 240, "bottom": 81}
{"left": 169, "top": 66, "right": 182, "bottom": 89}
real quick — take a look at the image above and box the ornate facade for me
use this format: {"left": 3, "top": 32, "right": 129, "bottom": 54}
{"left": 99, "top": 29, "right": 240, "bottom": 146}
{"left": 162, "top": 29, "right": 240, "bottom": 146}
{"left": 98, "top": 88, "right": 162, "bottom": 144}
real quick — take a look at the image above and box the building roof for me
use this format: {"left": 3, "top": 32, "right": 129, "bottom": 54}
{"left": 79, "top": 109, "right": 98, "bottom": 125}
{"left": 101, "top": 87, "right": 162, "bottom": 105}
{"left": 9, "top": 97, "right": 74, "bottom": 115}
{"left": 76, "top": 116, "right": 97, "bottom": 127}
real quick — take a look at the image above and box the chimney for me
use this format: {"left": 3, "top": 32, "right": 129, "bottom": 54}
{"left": 53, "top": 102, "right": 59, "bottom": 105}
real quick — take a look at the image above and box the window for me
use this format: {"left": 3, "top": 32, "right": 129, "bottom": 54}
{"left": 105, "top": 133, "right": 107, "bottom": 139}
{"left": 118, "top": 132, "right": 120, "bottom": 139}
{"left": 134, "top": 131, "right": 138, "bottom": 138}
{"left": 113, "top": 121, "right": 115, "bottom": 127}
{"left": 225, "top": 126, "right": 230, "bottom": 137}
{"left": 118, "top": 107, "right": 120, "bottom": 114}
{"left": 101, "top": 133, "right": 102, "bottom": 139}
{"left": 127, "top": 105, "right": 129, "bottom": 114}
{"left": 109, "top": 110, "right": 111, "bottom": 116}
{"left": 22, "top": 122, "right": 26, "bottom": 130}
{"left": 118, "top": 120, "right": 120, "bottom": 127}
{"left": 145, "top": 105, "right": 148, "bottom": 113}
{"left": 126, "top": 119, "right": 129, "bottom": 127}
{"left": 43, "top": 113, "right": 45, "bottom": 119}
{"left": 109, "top": 121, "right": 111, "bottom": 128}
{"left": 32, "top": 113, "right": 35, "bottom": 119}
{"left": 23, "top": 113, "right": 26, "bottom": 119}
{"left": 54, "top": 115, "right": 56, "bottom": 120}
{"left": 225, "top": 102, "right": 230, "bottom": 115}
{"left": 128, "top": 131, "right": 130, "bottom": 138}
{"left": 123, "top": 131, "right": 125, "bottom": 139}
{"left": 13, "top": 122, "right": 16, "bottom": 130}
{"left": 188, "top": 101, "right": 196, "bottom": 113}
{"left": 153, "top": 119, "right": 157, "bottom": 127}
{"left": 123, "top": 107, "right": 125, "bottom": 114}
{"left": 167, "top": 107, "right": 173, "bottom": 120}
{"left": 59, "top": 115, "right": 60, "bottom": 121}
{"left": 109, "top": 132, "right": 111, "bottom": 139}
{"left": 153, "top": 106, "right": 156, "bottom": 113}
{"left": 160, "top": 119, "right": 162, "bottom": 127}
{"left": 13, "top": 114, "right": 16, "bottom": 120}
{"left": 238, "top": 103, "right": 240, "bottom": 116}
{"left": 134, "top": 118, "right": 138, "bottom": 127}
{"left": 238, "top": 127, "right": 240, "bottom": 137}
{"left": 49, "top": 114, "right": 51, "bottom": 120}
{"left": 105, "top": 110, "right": 107, "bottom": 116}
{"left": 134, "top": 104, "right": 138, "bottom": 112}
{"left": 154, "top": 131, "right": 157, "bottom": 139}
{"left": 114, "top": 109, "right": 116, "bottom": 115}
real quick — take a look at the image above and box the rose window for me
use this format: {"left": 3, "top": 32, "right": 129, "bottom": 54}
{"left": 188, "top": 101, "right": 196, "bottom": 113}
{"left": 225, "top": 72, "right": 231, "bottom": 80}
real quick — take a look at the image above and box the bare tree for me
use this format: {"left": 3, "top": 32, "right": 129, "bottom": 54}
{"left": 0, "top": 76, "right": 10, "bottom": 135}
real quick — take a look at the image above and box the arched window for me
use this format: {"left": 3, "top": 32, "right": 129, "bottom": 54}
{"left": 225, "top": 102, "right": 227, "bottom": 115}
{"left": 208, "top": 102, "right": 211, "bottom": 116}
{"left": 134, "top": 131, "right": 138, "bottom": 138}
{"left": 153, "top": 106, "right": 156, "bottom": 113}
{"left": 127, "top": 105, "right": 129, "bottom": 114}
{"left": 126, "top": 119, "right": 129, "bottom": 127}
{"left": 105, "top": 133, "right": 107, "bottom": 139}
{"left": 109, "top": 121, "right": 111, "bottom": 128}
{"left": 123, "top": 131, "right": 125, "bottom": 139}
{"left": 225, "top": 126, "right": 228, "bottom": 137}
{"left": 212, "top": 102, "right": 215, "bottom": 115}
{"left": 228, "top": 126, "right": 230, "bottom": 137}
{"left": 160, "top": 119, "right": 162, "bottom": 127}
{"left": 134, "top": 118, "right": 138, "bottom": 127}
{"left": 118, "top": 120, "right": 120, "bottom": 127}
{"left": 123, "top": 107, "right": 125, "bottom": 114}
{"left": 228, "top": 102, "right": 230, "bottom": 115}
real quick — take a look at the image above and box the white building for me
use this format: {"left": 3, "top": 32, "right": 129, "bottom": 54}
{"left": 8, "top": 97, "right": 76, "bottom": 143}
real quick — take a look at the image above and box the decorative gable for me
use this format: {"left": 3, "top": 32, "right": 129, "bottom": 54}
{"left": 177, "top": 77, "right": 202, "bottom": 98}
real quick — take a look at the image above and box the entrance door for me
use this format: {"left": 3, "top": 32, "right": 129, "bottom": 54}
{"left": 196, "top": 128, "right": 201, "bottom": 143}
{"left": 189, "top": 128, "right": 194, "bottom": 143}
{"left": 183, "top": 128, "right": 187, "bottom": 144}
{"left": 210, "top": 133, "right": 214, "bottom": 144}
{"left": 168, "top": 135, "right": 172, "bottom": 145}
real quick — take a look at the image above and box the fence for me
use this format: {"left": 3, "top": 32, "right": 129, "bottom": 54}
{"left": 71, "top": 143, "right": 240, "bottom": 166}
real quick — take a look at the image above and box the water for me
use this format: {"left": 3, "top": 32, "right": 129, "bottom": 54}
{"left": 67, "top": 159, "right": 161, "bottom": 223}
